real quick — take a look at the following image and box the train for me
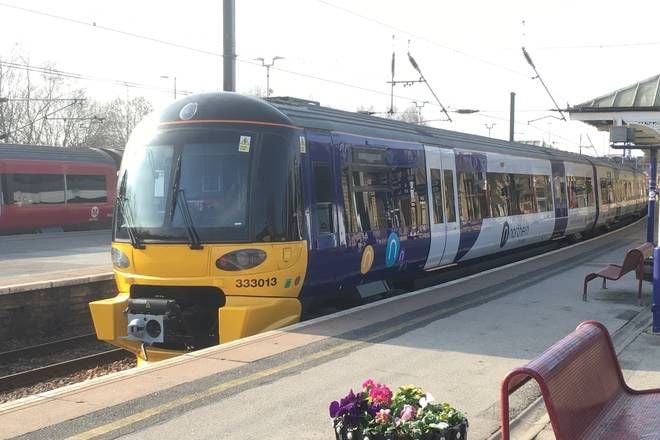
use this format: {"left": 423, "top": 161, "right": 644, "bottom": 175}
{"left": 0, "top": 144, "right": 121, "bottom": 234}
{"left": 89, "top": 92, "right": 647, "bottom": 363}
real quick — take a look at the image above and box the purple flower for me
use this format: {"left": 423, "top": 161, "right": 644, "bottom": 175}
{"left": 329, "top": 389, "right": 370, "bottom": 425}
{"left": 400, "top": 404, "right": 417, "bottom": 422}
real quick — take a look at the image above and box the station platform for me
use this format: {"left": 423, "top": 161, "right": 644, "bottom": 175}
{"left": 1, "top": 219, "right": 658, "bottom": 440}
{"left": 0, "top": 230, "right": 112, "bottom": 287}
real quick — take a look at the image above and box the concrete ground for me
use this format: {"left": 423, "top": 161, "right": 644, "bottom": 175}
{"left": 1, "top": 219, "right": 658, "bottom": 440}
{"left": 0, "top": 229, "right": 111, "bottom": 284}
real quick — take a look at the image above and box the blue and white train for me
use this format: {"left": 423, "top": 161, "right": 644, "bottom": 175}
{"left": 91, "top": 93, "right": 646, "bottom": 361}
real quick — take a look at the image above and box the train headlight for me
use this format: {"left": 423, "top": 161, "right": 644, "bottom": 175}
{"left": 216, "top": 249, "right": 267, "bottom": 271}
{"left": 111, "top": 247, "right": 130, "bottom": 268}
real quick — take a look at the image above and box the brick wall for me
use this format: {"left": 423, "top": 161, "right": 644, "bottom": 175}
{"left": 0, "top": 279, "right": 117, "bottom": 344}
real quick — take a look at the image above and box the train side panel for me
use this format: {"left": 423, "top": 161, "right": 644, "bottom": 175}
{"left": 453, "top": 149, "right": 554, "bottom": 262}
{"left": 300, "top": 130, "right": 431, "bottom": 303}
{"left": 564, "top": 161, "right": 597, "bottom": 234}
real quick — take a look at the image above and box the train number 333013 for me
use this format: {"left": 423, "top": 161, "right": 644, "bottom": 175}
{"left": 235, "top": 278, "right": 278, "bottom": 288}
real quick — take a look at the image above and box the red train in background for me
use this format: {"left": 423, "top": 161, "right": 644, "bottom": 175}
{"left": 0, "top": 144, "right": 121, "bottom": 234}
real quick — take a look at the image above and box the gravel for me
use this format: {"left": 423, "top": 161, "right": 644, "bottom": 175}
{"left": 0, "top": 357, "right": 136, "bottom": 404}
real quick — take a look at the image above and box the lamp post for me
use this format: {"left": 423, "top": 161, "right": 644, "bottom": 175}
{"left": 160, "top": 76, "right": 177, "bottom": 100}
{"left": 254, "top": 56, "right": 284, "bottom": 97}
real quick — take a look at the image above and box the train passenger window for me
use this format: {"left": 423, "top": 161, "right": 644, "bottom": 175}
{"left": 313, "top": 163, "right": 333, "bottom": 203}
{"left": 66, "top": 175, "right": 107, "bottom": 203}
{"left": 553, "top": 175, "right": 567, "bottom": 208}
{"left": 600, "top": 177, "right": 614, "bottom": 204}
{"left": 354, "top": 190, "right": 388, "bottom": 231}
{"left": 430, "top": 169, "right": 444, "bottom": 224}
{"left": 443, "top": 170, "right": 456, "bottom": 223}
{"left": 316, "top": 202, "right": 333, "bottom": 233}
{"left": 457, "top": 171, "right": 488, "bottom": 223}
{"left": 4, "top": 173, "right": 65, "bottom": 205}
{"left": 313, "top": 163, "right": 334, "bottom": 233}
{"left": 533, "top": 176, "right": 552, "bottom": 212}
{"left": 513, "top": 175, "right": 537, "bottom": 214}
{"left": 585, "top": 177, "right": 594, "bottom": 206}
{"left": 567, "top": 176, "right": 591, "bottom": 209}
{"left": 488, "top": 173, "right": 510, "bottom": 217}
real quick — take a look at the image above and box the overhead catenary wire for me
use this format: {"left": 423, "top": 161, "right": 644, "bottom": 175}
{"left": 521, "top": 47, "right": 567, "bottom": 121}
{"left": 0, "top": 61, "right": 195, "bottom": 96}
{"left": 0, "top": 2, "right": 454, "bottom": 112}
{"left": 314, "top": 0, "right": 528, "bottom": 78}
{"left": 406, "top": 50, "right": 451, "bottom": 122}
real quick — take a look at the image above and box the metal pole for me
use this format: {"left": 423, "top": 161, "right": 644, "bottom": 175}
{"left": 652, "top": 148, "right": 660, "bottom": 332}
{"left": 649, "top": 149, "right": 656, "bottom": 244}
{"left": 266, "top": 65, "right": 271, "bottom": 97}
{"left": 174, "top": 77, "right": 177, "bottom": 100}
{"left": 222, "top": 0, "right": 236, "bottom": 91}
{"left": 509, "top": 92, "right": 515, "bottom": 142}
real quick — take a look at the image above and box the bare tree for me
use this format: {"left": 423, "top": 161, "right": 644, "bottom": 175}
{"left": 0, "top": 55, "right": 153, "bottom": 149}
{"left": 0, "top": 56, "right": 91, "bottom": 145}
{"left": 86, "top": 96, "right": 153, "bottom": 149}
{"left": 395, "top": 104, "right": 425, "bottom": 125}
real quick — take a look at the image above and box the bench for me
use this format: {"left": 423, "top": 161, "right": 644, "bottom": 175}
{"left": 500, "top": 320, "right": 660, "bottom": 440}
{"left": 583, "top": 242, "right": 653, "bottom": 304}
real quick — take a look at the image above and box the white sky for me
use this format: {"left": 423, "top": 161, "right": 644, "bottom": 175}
{"left": 1, "top": 0, "right": 659, "bottom": 156}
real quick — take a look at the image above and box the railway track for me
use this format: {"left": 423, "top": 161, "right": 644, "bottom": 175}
{"left": 0, "top": 333, "right": 97, "bottom": 365}
{"left": 0, "top": 349, "right": 129, "bottom": 393}
{"left": 0, "top": 334, "right": 131, "bottom": 394}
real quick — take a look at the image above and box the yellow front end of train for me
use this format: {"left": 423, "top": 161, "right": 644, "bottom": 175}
{"left": 90, "top": 241, "right": 307, "bottom": 363}
{"left": 89, "top": 93, "right": 308, "bottom": 363}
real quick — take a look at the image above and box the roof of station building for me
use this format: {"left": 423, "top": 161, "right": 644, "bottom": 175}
{"left": 568, "top": 74, "right": 660, "bottom": 147}
{"left": 570, "top": 74, "right": 660, "bottom": 112}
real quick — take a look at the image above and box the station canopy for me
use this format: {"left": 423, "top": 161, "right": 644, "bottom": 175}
{"left": 568, "top": 74, "right": 660, "bottom": 146}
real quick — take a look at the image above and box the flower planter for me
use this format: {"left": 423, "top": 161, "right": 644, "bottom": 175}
{"left": 330, "top": 381, "right": 468, "bottom": 440}
{"left": 334, "top": 420, "right": 468, "bottom": 440}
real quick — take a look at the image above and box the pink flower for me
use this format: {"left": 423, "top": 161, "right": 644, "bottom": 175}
{"left": 362, "top": 379, "right": 376, "bottom": 390}
{"left": 369, "top": 384, "right": 393, "bottom": 407}
{"left": 374, "top": 409, "right": 391, "bottom": 424}
{"left": 400, "top": 404, "right": 417, "bottom": 422}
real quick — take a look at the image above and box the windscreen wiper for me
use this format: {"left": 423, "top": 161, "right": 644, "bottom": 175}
{"left": 168, "top": 154, "right": 203, "bottom": 250}
{"left": 168, "top": 155, "right": 183, "bottom": 221}
{"left": 118, "top": 171, "right": 145, "bottom": 249}
{"left": 176, "top": 188, "right": 203, "bottom": 250}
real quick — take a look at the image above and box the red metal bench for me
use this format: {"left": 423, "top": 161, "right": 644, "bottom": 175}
{"left": 500, "top": 321, "right": 660, "bottom": 440}
{"left": 583, "top": 242, "right": 653, "bottom": 304}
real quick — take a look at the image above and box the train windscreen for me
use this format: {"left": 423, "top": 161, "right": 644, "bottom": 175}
{"left": 114, "top": 127, "right": 300, "bottom": 244}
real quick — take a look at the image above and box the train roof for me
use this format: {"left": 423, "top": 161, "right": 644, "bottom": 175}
{"left": 163, "top": 93, "right": 642, "bottom": 175}
{"left": 0, "top": 143, "right": 118, "bottom": 166}
{"left": 265, "top": 97, "right": 641, "bottom": 173}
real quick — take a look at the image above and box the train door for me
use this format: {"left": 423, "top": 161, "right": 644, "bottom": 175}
{"left": 424, "top": 146, "right": 459, "bottom": 269}
{"left": 303, "top": 131, "right": 344, "bottom": 287}
{"left": 551, "top": 160, "right": 568, "bottom": 238}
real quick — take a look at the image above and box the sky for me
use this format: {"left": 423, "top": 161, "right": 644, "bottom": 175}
{"left": 0, "top": 0, "right": 659, "bottom": 156}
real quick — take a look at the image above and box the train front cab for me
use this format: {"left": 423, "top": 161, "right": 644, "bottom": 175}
{"left": 90, "top": 98, "right": 309, "bottom": 363}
